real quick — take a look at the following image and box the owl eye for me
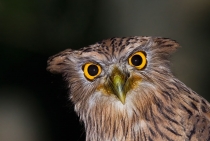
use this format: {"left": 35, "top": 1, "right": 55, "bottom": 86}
{"left": 83, "top": 63, "right": 102, "bottom": 80}
{"left": 128, "top": 51, "right": 147, "bottom": 69}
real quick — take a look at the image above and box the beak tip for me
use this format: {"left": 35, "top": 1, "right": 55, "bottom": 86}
{"left": 119, "top": 97, "right": 126, "bottom": 105}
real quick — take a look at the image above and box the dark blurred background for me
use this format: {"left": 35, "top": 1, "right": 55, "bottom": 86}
{"left": 0, "top": 1, "right": 210, "bottom": 141}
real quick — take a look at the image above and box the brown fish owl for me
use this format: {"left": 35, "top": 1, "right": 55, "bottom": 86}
{"left": 47, "top": 36, "right": 210, "bottom": 141}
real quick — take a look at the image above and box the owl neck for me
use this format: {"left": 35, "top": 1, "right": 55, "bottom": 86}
{"left": 76, "top": 96, "right": 181, "bottom": 141}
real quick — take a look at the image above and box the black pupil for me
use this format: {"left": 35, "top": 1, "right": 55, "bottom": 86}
{"left": 88, "top": 65, "right": 99, "bottom": 76}
{"left": 131, "top": 55, "right": 142, "bottom": 66}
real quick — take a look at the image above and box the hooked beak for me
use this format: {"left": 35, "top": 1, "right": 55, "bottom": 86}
{"left": 109, "top": 67, "right": 127, "bottom": 104}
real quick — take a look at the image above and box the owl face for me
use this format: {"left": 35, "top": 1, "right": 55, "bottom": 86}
{"left": 75, "top": 49, "right": 147, "bottom": 104}
{"left": 47, "top": 36, "right": 179, "bottom": 109}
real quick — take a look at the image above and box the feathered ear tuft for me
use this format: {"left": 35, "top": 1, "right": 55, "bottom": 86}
{"left": 47, "top": 49, "right": 73, "bottom": 74}
{"left": 152, "top": 37, "right": 180, "bottom": 54}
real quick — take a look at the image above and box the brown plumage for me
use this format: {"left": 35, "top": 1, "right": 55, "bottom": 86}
{"left": 47, "top": 36, "right": 210, "bottom": 141}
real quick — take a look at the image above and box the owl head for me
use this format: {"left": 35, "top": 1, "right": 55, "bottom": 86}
{"left": 47, "top": 36, "right": 179, "bottom": 124}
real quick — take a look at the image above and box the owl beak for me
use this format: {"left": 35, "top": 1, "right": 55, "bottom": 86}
{"left": 109, "top": 68, "right": 127, "bottom": 104}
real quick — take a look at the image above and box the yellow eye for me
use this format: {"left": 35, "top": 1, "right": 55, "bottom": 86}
{"left": 83, "top": 63, "right": 102, "bottom": 80}
{"left": 128, "top": 51, "right": 147, "bottom": 69}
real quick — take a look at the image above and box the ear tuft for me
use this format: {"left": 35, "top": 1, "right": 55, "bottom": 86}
{"left": 153, "top": 37, "right": 180, "bottom": 54}
{"left": 47, "top": 49, "right": 73, "bottom": 74}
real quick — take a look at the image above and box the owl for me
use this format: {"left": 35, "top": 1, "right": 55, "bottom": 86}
{"left": 47, "top": 36, "right": 210, "bottom": 141}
